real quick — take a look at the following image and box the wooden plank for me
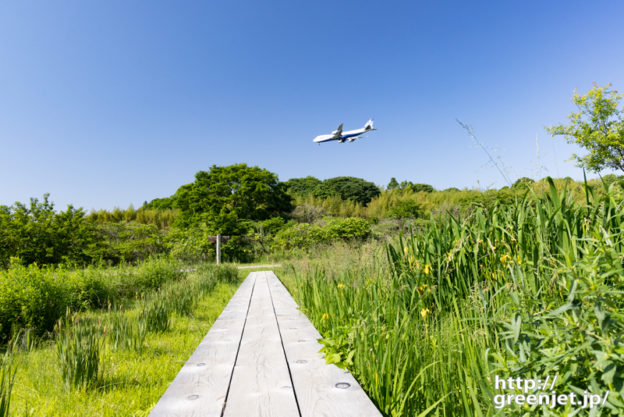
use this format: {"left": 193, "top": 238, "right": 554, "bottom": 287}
{"left": 149, "top": 274, "right": 257, "bottom": 417}
{"left": 223, "top": 272, "right": 300, "bottom": 417}
{"left": 266, "top": 272, "right": 382, "bottom": 417}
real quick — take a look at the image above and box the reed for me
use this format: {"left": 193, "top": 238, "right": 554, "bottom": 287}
{"left": 55, "top": 314, "right": 102, "bottom": 390}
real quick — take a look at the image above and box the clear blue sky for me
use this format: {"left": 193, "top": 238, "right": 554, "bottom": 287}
{"left": 2, "top": 1, "right": 624, "bottom": 210}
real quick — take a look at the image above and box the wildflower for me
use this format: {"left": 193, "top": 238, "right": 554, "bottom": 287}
{"left": 499, "top": 254, "right": 512, "bottom": 265}
{"left": 420, "top": 308, "right": 431, "bottom": 319}
{"left": 337, "top": 283, "right": 345, "bottom": 289}
{"left": 491, "top": 272, "right": 497, "bottom": 279}
{"left": 322, "top": 313, "right": 330, "bottom": 320}
{"left": 404, "top": 247, "right": 409, "bottom": 254}
{"left": 423, "top": 264, "right": 431, "bottom": 275}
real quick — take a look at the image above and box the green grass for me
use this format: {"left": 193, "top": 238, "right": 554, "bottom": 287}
{"left": 8, "top": 281, "right": 237, "bottom": 416}
{"left": 280, "top": 179, "right": 624, "bottom": 416}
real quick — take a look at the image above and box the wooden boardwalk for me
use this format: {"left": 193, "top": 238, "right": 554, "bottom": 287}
{"left": 149, "top": 271, "right": 381, "bottom": 417}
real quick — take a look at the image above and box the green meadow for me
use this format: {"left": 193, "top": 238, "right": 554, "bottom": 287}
{"left": 1, "top": 170, "right": 624, "bottom": 416}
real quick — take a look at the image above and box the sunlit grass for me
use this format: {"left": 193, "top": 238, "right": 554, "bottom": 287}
{"left": 9, "top": 281, "right": 237, "bottom": 417}
{"left": 280, "top": 179, "right": 624, "bottom": 416}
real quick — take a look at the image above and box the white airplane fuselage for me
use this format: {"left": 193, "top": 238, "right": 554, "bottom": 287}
{"left": 313, "top": 120, "right": 375, "bottom": 143}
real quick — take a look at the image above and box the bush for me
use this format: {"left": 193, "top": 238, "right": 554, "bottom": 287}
{"left": 322, "top": 217, "right": 371, "bottom": 240}
{"left": 0, "top": 258, "right": 185, "bottom": 343}
{"left": 0, "top": 262, "right": 68, "bottom": 341}
{"left": 271, "top": 218, "right": 371, "bottom": 251}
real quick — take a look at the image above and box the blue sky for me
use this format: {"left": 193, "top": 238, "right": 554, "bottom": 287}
{"left": 1, "top": 1, "right": 624, "bottom": 210}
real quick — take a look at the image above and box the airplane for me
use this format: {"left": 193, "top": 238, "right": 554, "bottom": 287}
{"left": 313, "top": 119, "right": 376, "bottom": 143}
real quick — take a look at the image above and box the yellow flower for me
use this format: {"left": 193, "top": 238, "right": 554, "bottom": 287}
{"left": 423, "top": 264, "right": 431, "bottom": 275}
{"left": 420, "top": 308, "right": 431, "bottom": 319}
{"left": 491, "top": 272, "right": 497, "bottom": 279}
{"left": 322, "top": 313, "right": 330, "bottom": 320}
{"left": 499, "top": 254, "right": 512, "bottom": 265}
{"left": 404, "top": 247, "right": 409, "bottom": 254}
{"left": 337, "top": 283, "right": 345, "bottom": 289}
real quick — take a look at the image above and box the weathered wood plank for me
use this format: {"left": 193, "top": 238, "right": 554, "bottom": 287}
{"left": 150, "top": 270, "right": 381, "bottom": 417}
{"left": 223, "top": 272, "right": 300, "bottom": 417}
{"left": 267, "top": 272, "right": 382, "bottom": 417}
{"left": 148, "top": 274, "right": 256, "bottom": 417}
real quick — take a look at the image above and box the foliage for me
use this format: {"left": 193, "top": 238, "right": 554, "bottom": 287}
{"left": 285, "top": 178, "right": 624, "bottom": 416}
{"left": 175, "top": 163, "right": 293, "bottom": 228}
{"left": 0, "top": 195, "right": 97, "bottom": 268}
{"left": 548, "top": 84, "right": 624, "bottom": 173}
{"left": 271, "top": 217, "right": 371, "bottom": 251}
{"left": 384, "top": 199, "right": 422, "bottom": 219}
{"left": 0, "top": 258, "right": 184, "bottom": 342}
{"left": 512, "top": 177, "right": 535, "bottom": 189}
{"left": 90, "top": 221, "right": 165, "bottom": 263}
{"left": 88, "top": 206, "right": 178, "bottom": 230}
{"left": 387, "top": 178, "right": 434, "bottom": 193}
{"left": 142, "top": 196, "right": 177, "bottom": 211}
{"left": 283, "top": 176, "right": 323, "bottom": 197}
{"left": 312, "top": 176, "right": 380, "bottom": 205}
{"left": 8, "top": 277, "right": 237, "bottom": 416}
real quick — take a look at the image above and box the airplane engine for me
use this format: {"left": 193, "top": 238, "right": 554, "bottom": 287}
{"left": 348, "top": 138, "right": 356, "bottom": 142}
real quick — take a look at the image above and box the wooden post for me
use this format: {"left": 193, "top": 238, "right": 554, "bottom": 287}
{"left": 216, "top": 233, "right": 221, "bottom": 265}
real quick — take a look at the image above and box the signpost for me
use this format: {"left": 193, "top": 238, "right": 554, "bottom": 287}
{"left": 208, "top": 234, "right": 230, "bottom": 264}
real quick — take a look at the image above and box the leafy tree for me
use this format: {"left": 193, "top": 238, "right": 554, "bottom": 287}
{"left": 313, "top": 176, "right": 380, "bottom": 205}
{"left": 407, "top": 183, "right": 434, "bottom": 193}
{"left": 387, "top": 179, "right": 434, "bottom": 193}
{"left": 0, "top": 194, "right": 98, "bottom": 267}
{"left": 548, "top": 84, "right": 624, "bottom": 173}
{"left": 512, "top": 177, "right": 535, "bottom": 189}
{"left": 283, "top": 176, "right": 322, "bottom": 197}
{"left": 143, "top": 196, "right": 176, "bottom": 210}
{"left": 601, "top": 173, "right": 624, "bottom": 188}
{"left": 175, "top": 163, "right": 293, "bottom": 231}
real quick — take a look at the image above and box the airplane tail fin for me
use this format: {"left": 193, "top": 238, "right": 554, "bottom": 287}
{"left": 364, "top": 119, "right": 374, "bottom": 130}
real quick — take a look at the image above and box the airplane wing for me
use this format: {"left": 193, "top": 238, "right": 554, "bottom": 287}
{"left": 333, "top": 123, "right": 343, "bottom": 138}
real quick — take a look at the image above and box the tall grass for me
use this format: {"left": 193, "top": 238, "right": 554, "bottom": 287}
{"left": 55, "top": 314, "right": 102, "bottom": 390}
{"left": 7, "top": 266, "right": 240, "bottom": 416}
{"left": 0, "top": 257, "right": 184, "bottom": 342}
{"left": 286, "top": 178, "right": 624, "bottom": 416}
{"left": 0, "top": 345, "right": 16, "bottom": 417}
{"left": 54, "top": 263, "right": 238, "bottom": 391}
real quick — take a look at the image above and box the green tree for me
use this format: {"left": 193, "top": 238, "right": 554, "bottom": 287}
{"left": 387, "top": 177, "right": 399, "bottom": 190}
{"left": 143, "top": 196, "right": 176, "bottom": 210}
{"left": 548, "top": 84, "right": 624, "bottom": 173}
{"left": 175, "top": 164, "right": 293, "bottom": 231}
{"left": 406, "top": 183, "right": 434, "bottom": 193}
{"left": 512, "top": 177, "right": 535, "bottom": 189}
{"left": 0, "top": 194, "right": 98, "bottom": 267}
{"left": 283, "top": 176, "right": 322, "bottom": 197}
{"left": 313, "top": 176, "right": 380, "bottom": 205}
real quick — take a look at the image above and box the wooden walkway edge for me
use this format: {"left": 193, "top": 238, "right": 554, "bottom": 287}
{"left": 149, "top": 271, "right": 382, "bottom": 417}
